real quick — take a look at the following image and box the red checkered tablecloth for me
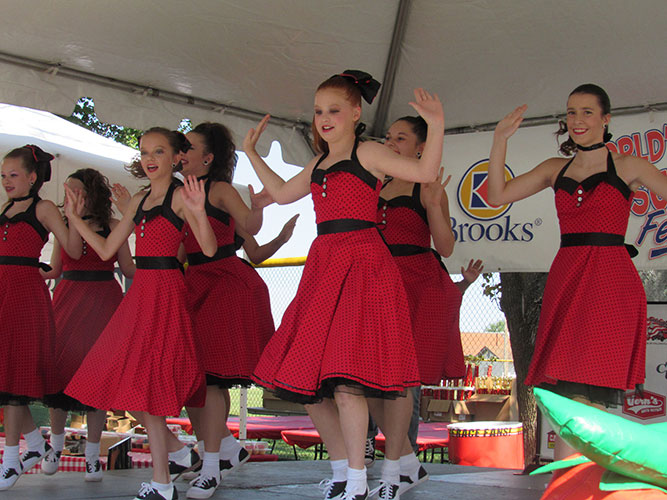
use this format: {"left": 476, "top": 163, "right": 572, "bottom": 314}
{"left": 0, "top": 438, "right": 152, "bottom": 473}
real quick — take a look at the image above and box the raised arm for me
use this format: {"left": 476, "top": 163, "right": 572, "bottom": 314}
{"left": 209, "top": 182, "right": 264, "bottom": 236}
{"left": 456, "top": 259, "right": 484, "bottom": 294}
{"left": 421, "top": 169, "right": 455, "bottom": 257}
{"left": 40, "top": 237, "right": 63, "bottom": 280}
{"left": 623, "top": 154, "right": 667, "bottom": 199}
{"left": 110, "top": 183, "right": 132, "bottom": 216}
{"left": 36, "top": 199, "right": 82, "bottom": 259}
{"left": 176, "top": 176, "right": 217, "bottom": 257}
{"left": 240, "top": 214, "right": 299, "bottom": 264}
{"left": 360, "top": 89, "right": 444, "bottom": 183}
{"left": 64, "top": 184, "right": 138, "bottom": 261}
{"left": 487, "top": 105, "right": 556, "bottom": 205}
{"left": 243, "top": 114, "right": 313, "bottom": 204}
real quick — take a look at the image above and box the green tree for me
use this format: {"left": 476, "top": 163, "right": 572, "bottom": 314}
{"left": 485, "top": 319, "right": 506, "bottom": 332}
{"left": 62, "top": 97, "right": 142, "bottom": 149}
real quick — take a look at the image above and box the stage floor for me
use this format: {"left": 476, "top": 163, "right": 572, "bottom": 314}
{"left": 4, "top": 460, "right": 549, "bottom": 499}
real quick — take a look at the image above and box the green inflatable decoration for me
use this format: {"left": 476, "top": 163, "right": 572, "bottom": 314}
{"left": 531, "top": 387, "right": 667, "bottom": 492}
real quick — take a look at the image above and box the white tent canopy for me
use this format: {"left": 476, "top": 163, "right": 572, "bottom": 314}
{"left": 0, "top": 0, "right": 666, "bottom": 167}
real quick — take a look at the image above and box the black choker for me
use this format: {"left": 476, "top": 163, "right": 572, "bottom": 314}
{"left": 576, "top": 142, "right": 606, "bottom": 152}
{"left": 10, "top": 194, "right": 33, "bottom": 202}
{"left": 197, "top": 174, "right": 209, "bottom": 181}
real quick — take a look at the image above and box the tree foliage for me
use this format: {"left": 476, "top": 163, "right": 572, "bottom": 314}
{"left": 62, "top": 97, "right": 142, "bottom": 149}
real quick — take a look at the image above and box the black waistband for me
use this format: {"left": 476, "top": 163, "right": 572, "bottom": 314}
{"left": 561, "top": 232, "right": 638, "bottom": 258}
{"left": 317, "top": 219, "right": 376, "bottom": 236}
{"left": 187, "top": 243, "right": 237, "bottom": 266}
{"left": 135, "top": 256, "right": 183, "bottom": 271}
{"left": 387, "top": 243, "right": 431, "bottom": 257}
{"left": 63, "top": 270, "right": 115, "bottom": 281}
{"left": 560, "top": 232, "right": 624, "bottom": 247}
{"left": 387, "top": 244, "right": 449, "bottom": 273}
{"left": 0, "top": 255, "right": 51, "bottom": 272}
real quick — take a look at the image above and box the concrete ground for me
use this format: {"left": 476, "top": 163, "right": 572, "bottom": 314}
{"left": 2, "top": 460, "right": 549, "bottom": 499}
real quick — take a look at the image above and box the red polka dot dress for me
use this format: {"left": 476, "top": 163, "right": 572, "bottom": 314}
{"left": 65, "top": 183, "right": 206, "bottom": 416}
{"left": 183, "top": 177, "right": 274, "bottom": 388}
{"left": 378, "top": 182, "right": 466, "bottom": 384}
{"left": 253, "top": 140, "right": 419, "bottom": 403}
{"left": 46, "top": 224, "right": 123, "bottom": 410}
{"left": 0, "top": 197, "right": 58, "bottom": 403}
{"left": 525, "top": 152, "right": 646, "bottom": 398}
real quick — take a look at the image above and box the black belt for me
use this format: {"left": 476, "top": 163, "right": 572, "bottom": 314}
{"left": 187, "top": 243, "right": 237, "bottom": 266}
{"left": 560, "top": 232, "right": 638, "bottom": 258}
{"left": 317, "top": 219, "right": 376, "bottom": 235}
{"left": 387, "top": 244, "right": 449, "bottom": 273}
{"left": 0, "top": 255, "right": 51, "bottom": 272}
{"left": 63, "top": 270, "right": 115, "bottom": 281}
{"left": 135, "top": 256, "right": 183, "bottom": 271}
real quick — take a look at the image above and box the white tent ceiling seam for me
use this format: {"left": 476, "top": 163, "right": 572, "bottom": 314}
{"left": 0, "top": 51, "right": 317, "bottom": 163}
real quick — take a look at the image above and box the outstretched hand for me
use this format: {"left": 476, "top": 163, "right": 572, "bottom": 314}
{"left": 494, "top": 105, "right": 527, "bottom": 141}
{"left": 421, "top": 168, "right": 450, "bottom": 208}
{"left": 110, "top": 183, "right": 131, "bottom": 215}
{"left": 249, "top": 184, "right": 273, "bottom": 210}
{"left": 409, "top": 88, "right": 444, "bottom": 128}
{"left": 278, "top": 214, "right": 299, "bottom": 243}
{"left": 181, "top": 175, "right": 206, "bottom": 213}
{"left": 243, "top": 114, "right": 270, "bottom": 155}
{"left": 461, "top": 259, "right": 484, "bottom": 284}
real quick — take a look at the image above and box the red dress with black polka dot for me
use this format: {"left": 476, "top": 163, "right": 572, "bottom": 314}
{"left": 0, "top": 197, "right": 58, "bottom": 402}
{"left": 253, "top": 140, "right": 420, "bottom": 403}
{"left": 183, "top": 177, "right": 274, "bottom": 388}
{"left": 66, "top": 183, "right": 206, "bottom": 416}
{"left": 378, "top": 182, "right": 466, "bottom": 384}
{"left": 525, "top": 153, "right": 646, "bottom": 392}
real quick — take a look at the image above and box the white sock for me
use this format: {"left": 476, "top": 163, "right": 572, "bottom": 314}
{"left": 399, "top": 451, "right": 421, "bottom": 474}
{"left": 2, "top": 445, "right": 20, "bottom": 469}
{"left": 151, "top": 480, "right": 173, "bottom": 499}
{"left": 23, "top": 428, "right": 46, "bottom": 453}
{"left": 201, "top": 451, "right": 219, "bottom": 479}
{"left": 219, "top": 435, "right": 241, "bottom": 460}
{"left": 50, "top": 433, "right": 65, "bottom": 453}
{"left": 196, "top": 440, "right": 204, "bottom": 455}
{"left": 330, "top": 458, "right": 348, "bottom": 482}
{"left": 381, "top": 458, "right": 400, "bottom": 485}
{"left": 346, "top": 466, "right": 367, "bottom": 495}
{"left": 85, "top": 441, "right": 101, "bottom": 461}
{"left": 168, "top": 445, "right": 189, "bottom": 462}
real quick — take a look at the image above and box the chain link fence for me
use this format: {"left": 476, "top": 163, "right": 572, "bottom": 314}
{"left": 238, "top": 262, "right": 514, "bottom": 410}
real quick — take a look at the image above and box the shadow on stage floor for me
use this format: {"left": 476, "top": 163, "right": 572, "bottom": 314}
{"left": 4, "top": 460, "right": 549, "bottom": 499}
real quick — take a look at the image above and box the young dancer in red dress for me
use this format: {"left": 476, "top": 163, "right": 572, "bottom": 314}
{"left": 41, "top": 168, "right": 135, "bottom": 481}
{"left": 64, "top": 128, "right": 216, "bottom": 500}
{"left": 488, "top": 84, "right": 667, "bottom": 459}
{"left": 245, "top": 72, "right": 444, "bottom": 500}
{"left": 176, "top": 122, "right": 274, "bottom": 498}
{"left": 0, "top": 145, "right": 82, "bottom": 491}
{"left": 369, "top": 116, "right": 483, "bottom": 496}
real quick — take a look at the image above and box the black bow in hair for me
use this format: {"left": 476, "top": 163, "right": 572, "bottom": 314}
{"left": 338, "top": 70, "right": 381, "bottom": 104}
{"left": 24, "top": 144, "right": 54, "bottom": 182}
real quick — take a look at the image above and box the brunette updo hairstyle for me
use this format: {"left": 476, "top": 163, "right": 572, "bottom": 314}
{"left": 191, "top": 122, "right": 237, "bottom": 183}
{"left": 4, "top": 144, "right": 54, "bottom": 197}
{"left": 394, "top": 116, "right": 428, "bottom": 145}
{"left": 67, "top": 169, "right": 113, "bottom": 227}
{"left": 311, "top": 75, "right": 364, "bottom": 154}
{"left": 556, "top": 83, "right": 612, "bottom": 156}
{"left": 126, "top": 127, "right": 191, "bottom": 178}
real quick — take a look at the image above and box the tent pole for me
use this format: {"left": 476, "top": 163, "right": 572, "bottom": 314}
{"left": 370, "top": 0, "right": 412, "bottom": 138}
